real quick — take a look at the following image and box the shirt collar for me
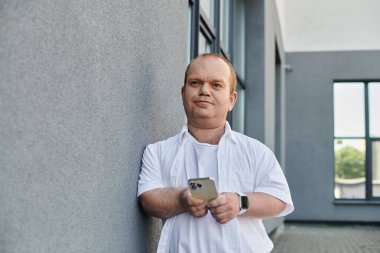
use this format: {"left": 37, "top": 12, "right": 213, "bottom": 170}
{"left": 224, "top": 121, "right": 238, "bottom": 143}
{"left": 179, "top": 121, "right": 238, "bottom": 144}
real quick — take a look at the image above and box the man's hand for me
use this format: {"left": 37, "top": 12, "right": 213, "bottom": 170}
{"left": 181, "top": 188, "right": 208, "bottom": 218}
{"left": 139, "top": 188, "right": 210, "bottom": 219}
{"left": 140, "top": 188, "right": 287, "bottom": 222}
{"left": 207, "top": 192, "right": 240, "bottom": 224}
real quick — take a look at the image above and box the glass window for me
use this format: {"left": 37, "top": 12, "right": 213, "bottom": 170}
{"left": 232, "top": 82, "right": 245, "bottom": 134}
{"left": 198, "top": 31, "right": 211, "bottom": 54}
{"left": 334, "top": 139, "right": 366, "bottom": 199}
{"left": 334, "top": 83, "right": 365, "bottom": 137}
{"left": 232, "top": 0, "right": 245, "bottom": 78}
{"left": 187, "top": 5, "right": 192, "bottom": 63}
{"left": 372, "top": 141, "right": 380, "bottom": 197}
{"left": 334, "top": 81, "right": 380, "bottom": 201}
{"left": 369, "top": 82, "right": 380, "bottom": 137}
{"left": 220, "top": 0, "right": 230, "bottom": 52}
{"left": 200, "top": 0, "right": 214, "bottom": 26}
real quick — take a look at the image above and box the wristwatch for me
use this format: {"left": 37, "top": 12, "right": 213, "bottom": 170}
{"left": 236, "top": 192, "right": 249, "bottom": 215}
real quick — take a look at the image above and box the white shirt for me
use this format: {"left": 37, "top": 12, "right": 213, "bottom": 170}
{"left": 137, "top": 122, "right": 294, "bottom": 253}
{"left": 170, "top": 134, "right": 222, "bottom": 252}
{"left": 186, "top": 134, "right": 219, "bottom": 181}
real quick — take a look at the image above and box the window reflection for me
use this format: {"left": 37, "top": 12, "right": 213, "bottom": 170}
{"left": 232, "top": 83, "right": 245, "bottom": 134}
{"left": 233, "top": 0, "right": 245, "bottom": 78}
{"left": 334, "top": 81, "right": 380, "bottom": 200}
{"left": 369, "top": 83, "right": 380, "bottom": 137}
{"left": 187, "top": 5, "right": 192, "bottom": 63}
{"left": 334, "top": 83, "right": 365, "bottom": 137}
{"left": 220, "top": 0, "right": 229, "bottom": 52}
{"left": 199, "top": 0, "right": 214, "bottom": 26}
{"left": 198, "top": 31, "right": 211, "bottom": 54}
{"left": 334, "top": 139, "right": 366, "bottom": 199}
{"left": 373, "top": 141, "right": 380, "bottom": 197}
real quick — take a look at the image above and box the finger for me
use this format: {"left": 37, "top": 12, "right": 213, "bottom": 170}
{"left": 207, "top": 195, "right": 227, "bottom": 208}
{"left": 211, "top": 203, "right": 237, "bottom": 220}
{"left": 190, "top": 204, "right": 208, "bottom": 217}
{"left": 188, "top": 199, "right": 207, "bottom": 208}
{"left": 192, "top": 208, "right": 208, "bottom": 218}
{"left": 209, "top": 205, "right": 228, "bottom": 215}
{"left": 213, "top": 214, "right": 229, "bottom": 223}
{"left": 207, "top": 194, "right": 220, "bottom": 206}
{"left": 217, "top": 217, "right": 231, "bottom": 224}
{"left": 190, "top": 201, "right": 208, "bottom": 212}
{"left": 190, "top": 203, "right": 207, "bottom": 212}
{"left": 185, "top": 194, "right": 206, "bottom": 207}
{"left": 212, "top": 212, "right": 233, "bottom": 224}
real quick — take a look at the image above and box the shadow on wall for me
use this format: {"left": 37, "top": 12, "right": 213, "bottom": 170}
{"left": 134, "top": 204, "right": 162, "bottom": 252}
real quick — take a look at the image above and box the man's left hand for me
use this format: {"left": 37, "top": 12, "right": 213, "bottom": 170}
{"left": 207, "top": 192, "right": 240, "bottom": 224}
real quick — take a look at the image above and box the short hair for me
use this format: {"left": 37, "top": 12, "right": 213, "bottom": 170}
{"left": 183, "top": 53, "right": 237, "bottom": 93}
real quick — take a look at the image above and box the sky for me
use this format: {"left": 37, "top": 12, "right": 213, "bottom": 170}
{"left": 282, "top": 0, "right": 380, "bottom": 52}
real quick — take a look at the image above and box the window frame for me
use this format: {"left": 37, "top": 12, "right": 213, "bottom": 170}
{"left": 334, "top": 80, "right": 380, "bottom": 201}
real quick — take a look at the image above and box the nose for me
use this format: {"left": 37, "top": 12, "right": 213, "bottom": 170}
{"left": 199, "top": 82, "right": 211, "bottom": 96}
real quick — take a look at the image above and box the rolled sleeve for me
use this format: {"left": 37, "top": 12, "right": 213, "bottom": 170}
{"left": 137, "top": 144, "right": 164, "bottom": 197}
{"left": 254, "top": 146, "right": 294, "bottom": 217}
{"left": 254, "top": 186, "right": 294, "bottom": 217}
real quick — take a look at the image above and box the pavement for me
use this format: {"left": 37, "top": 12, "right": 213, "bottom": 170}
{"left": 271, "top": 222, "right": 380, "bottom": 253}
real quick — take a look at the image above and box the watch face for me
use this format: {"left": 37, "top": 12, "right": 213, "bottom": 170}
{"left": 241, "top": 195, "right": 249, "bottom": 209}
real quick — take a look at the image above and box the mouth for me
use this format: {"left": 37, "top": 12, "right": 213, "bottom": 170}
{"left": 195, "top": 100, "right": 213, "bottom": 105}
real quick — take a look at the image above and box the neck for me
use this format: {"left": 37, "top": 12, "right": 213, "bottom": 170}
{"left": 187, "top": 122, "right": 226, "bottom": 145}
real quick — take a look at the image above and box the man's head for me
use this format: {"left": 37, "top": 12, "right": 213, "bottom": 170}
{"left": 181, "top": 53, "right": 238, "bottom": 129}
{"left": 184, "top": 53, "right": 237, "bottom": 94}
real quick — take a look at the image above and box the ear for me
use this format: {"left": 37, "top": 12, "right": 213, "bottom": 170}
{"left": 228, "top": 91, "right": 238, "bottom": 111}
{"left": 181, "top": 85, "right": 185, "bottom": 103}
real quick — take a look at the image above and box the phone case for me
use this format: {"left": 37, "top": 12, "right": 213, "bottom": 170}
{"left": 188, "top": 177, "right": 218, "bottom": 201}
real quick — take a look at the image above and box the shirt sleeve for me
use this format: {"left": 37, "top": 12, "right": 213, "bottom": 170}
{"left": 253, "top": 145, "right": 294, "bottom": 217}
{"left": 137, "top": 143, "right": 164, "bottom": 197}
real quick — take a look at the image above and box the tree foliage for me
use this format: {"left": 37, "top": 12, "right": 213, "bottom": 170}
{"left": 335, "top": 146, "right": 365, "bottom": 179}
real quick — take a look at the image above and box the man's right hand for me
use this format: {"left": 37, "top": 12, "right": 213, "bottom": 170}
{"left": 139, "top": 187, "right": 208, "bottom": 219}
{"left": 180, "top": 188, "right": 208, "bottom": 218}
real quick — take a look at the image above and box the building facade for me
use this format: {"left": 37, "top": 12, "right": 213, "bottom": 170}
{"left": 284, "top": 0, "right": 380, "bottom": 223}
{"left": 285, "top": 51, "right": 380, "bottom": 222}
{"left": 0, "top": 0, "right": 288, "bottom": 252}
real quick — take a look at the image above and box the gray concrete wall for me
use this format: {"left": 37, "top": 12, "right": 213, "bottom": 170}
{"left": 245, "top": 0, "right": 286, "bottom": 152}
{"left": 245, "top": 0, "right": 266, "bottom": 143}
{"left": 0, "top": 1, "right": 187, "bottom": 252}
{"left": 245, "top": 0, "right": 287, "bottom": 233}
{"left": 285, "top": 50, "right": 380, "bottom": 222}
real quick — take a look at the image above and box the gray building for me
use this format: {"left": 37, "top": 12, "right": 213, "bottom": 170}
{"left": 0, "top": 0, "right": 286, "bottom": 252}
{"left": 1, "top": 0, "right": 379, "bottom": 252}
{"left": 283, "top": 0, "right": 380, "bottom": 223}
{"left": 285, "top": 51, "right": 380, "bottom": 222}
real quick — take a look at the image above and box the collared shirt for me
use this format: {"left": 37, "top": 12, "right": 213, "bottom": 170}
{"left": 137, "top": 122, "right": 294, "bottom": 253}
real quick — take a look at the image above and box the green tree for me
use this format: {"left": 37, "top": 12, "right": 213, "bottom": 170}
{"left": 335, "top": 146, "right": 365, "bottom": 179}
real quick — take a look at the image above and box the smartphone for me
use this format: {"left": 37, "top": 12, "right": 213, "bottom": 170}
{"left": 188, "top": 177, "right": 218, "bottom": 201}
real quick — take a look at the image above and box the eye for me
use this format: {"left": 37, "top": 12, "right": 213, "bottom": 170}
{"left": 189, "top": 80, "right": 201, "bottom": 87}
{"left": 212, "top": 82, "right": 222, "bottom": 88}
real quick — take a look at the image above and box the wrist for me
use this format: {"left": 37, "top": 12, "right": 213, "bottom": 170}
{"left": 235, "top": 192, "right": 249, "bottom": 216}
{"left": 178, "top": 187, "right": 190, "bottom": 213}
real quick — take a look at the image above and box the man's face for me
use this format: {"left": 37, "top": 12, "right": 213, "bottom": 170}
{"left": 182, "top": 56, "right": 237, "bottom": 129}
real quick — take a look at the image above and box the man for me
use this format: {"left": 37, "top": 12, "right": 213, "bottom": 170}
{"left": 137, "top": 53, "right": 294, "bottom": 253}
